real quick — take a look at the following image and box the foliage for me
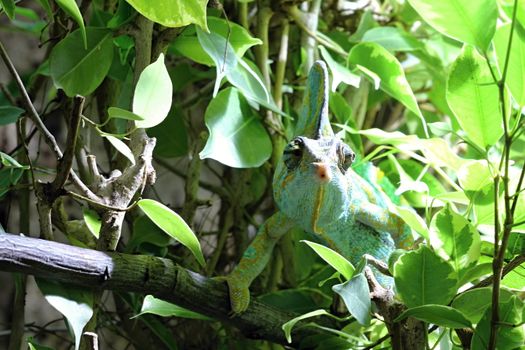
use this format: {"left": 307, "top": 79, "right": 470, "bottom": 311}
{"left": 0, "top": 0, "right": 524, "bottom": 349}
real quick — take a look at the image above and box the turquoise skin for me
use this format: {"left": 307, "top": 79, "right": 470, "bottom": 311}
{"left": 225, "top": 61, "right": 410, "bottom": 314}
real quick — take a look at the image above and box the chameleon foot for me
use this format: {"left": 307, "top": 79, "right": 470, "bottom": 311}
{"left": 225, "top": 277, "right": 251, "bottom": 315}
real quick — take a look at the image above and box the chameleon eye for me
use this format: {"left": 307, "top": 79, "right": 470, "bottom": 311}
{"left": 283, "top": 137, "right": 304, "bottom": 170}
{"left": 338, "top": 143, "right": 355, "bottom": 173}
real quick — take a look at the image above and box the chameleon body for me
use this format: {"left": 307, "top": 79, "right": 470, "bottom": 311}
{"left": 226, "top": 61, "right": 411, "bottom": 314}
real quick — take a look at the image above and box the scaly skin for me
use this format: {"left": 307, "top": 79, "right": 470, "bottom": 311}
{"left": 225, "top": 61, "right": 411, "bottom": 314}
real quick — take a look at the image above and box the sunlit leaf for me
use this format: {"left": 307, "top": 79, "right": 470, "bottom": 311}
{"left": 135, "top": 295, "right": 211, "bottom": 320}
{"left": 108, "top": 107, "right": 144, "bottom": 122}
{"left": 319, "top": 46, "right": 360, "bottom": 91}
{"left": 137, "top": 199, "right": 205, "bottom": 267}
{"left": 446, "top": 45, "right": 501, "bottom": 149}
{"left": 349, "top": 42, "right": 428, "bottom": 136}
{"left": 103, "top": 135, "right": 135, "bottom": 165}
{"left": 125, "top": 0, "right": 208, "bottom": 30}
{"left": 82, "top": 208, "right": 101, "bottom": 239}
{"left": 0, "top": 0, "right": 15, "bottom": 19}
{"left": 55, "top": 0, "right": 87, "bottom": 48}
{"left": 37, "top": 279, "right": 93, "bottom": 350}
{"left": 407, "top": 0, "right": 497, "bottom": 51}
{"left": 301, "top": 240, "right": 354, "bottom": 280}
{"left": 430, "top": 204, "right": 481, "bottom": 280}
{"left": 133, "top": 53, "right": 173, "bottom": 129}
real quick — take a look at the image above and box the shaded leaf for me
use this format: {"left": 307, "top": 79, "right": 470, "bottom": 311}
{"left": 394, "top": 246, "right": 457, "bottom": 308}
{"left": 319, "top": 46, "right": 360, "bottom": 91}
{"left": 50, "top": 27, "right": 113, "bottom": 97}
{"left": 199, "top": 87, "right": 272, "bottom": 168}
{"left": 107, "top": 107, "right": 144, "bottom": 121}
{"left": 332, "top": 273, "right": 371, "bottom": 326}
{"left": 452, "top": 287, "right": 514, "bottom": 324}
{"left": 471, "top": 296, "right": 524, "bottom": 350}
{"left": 0, "top": 106, "right": 24, "bottom": 125}
{"left": 395, "top": 304, "right": 472, "bottom": 329}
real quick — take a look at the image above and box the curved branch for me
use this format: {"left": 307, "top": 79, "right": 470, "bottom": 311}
{"left": 0, "top": 233, "right": 329, "bottom": 346}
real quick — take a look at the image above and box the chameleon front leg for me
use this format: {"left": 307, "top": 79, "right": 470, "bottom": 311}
{"left": 225, "top": 211, "right": 294, "bottom": 314}
{"left": 355, "top": 202, "right": 412, "bottom": 249}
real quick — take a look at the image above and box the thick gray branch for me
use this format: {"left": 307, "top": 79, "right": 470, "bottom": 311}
{"left": 0, "top": 233, "right": 325, "bottom": 346}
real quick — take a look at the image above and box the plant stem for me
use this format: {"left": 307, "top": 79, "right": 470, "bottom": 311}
{"left": 488, "top": 1, "right": 519, "bottom": 348}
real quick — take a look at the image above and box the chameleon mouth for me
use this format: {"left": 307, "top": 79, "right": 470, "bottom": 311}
{"left": 312, "top": 162, "right": 331, "bottom": 182}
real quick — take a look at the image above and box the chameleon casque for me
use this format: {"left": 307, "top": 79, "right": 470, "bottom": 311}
{"left": 225, "top": 61, "right": 411, "bottom": 314}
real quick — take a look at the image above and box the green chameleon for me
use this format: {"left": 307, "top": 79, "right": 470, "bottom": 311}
{"left": 225, "top": 61, "right": 412, "bottom": 314}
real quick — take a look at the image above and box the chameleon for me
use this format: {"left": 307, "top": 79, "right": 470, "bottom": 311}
{"left": 225, "top": 60, "right": 412, "bottom": 314}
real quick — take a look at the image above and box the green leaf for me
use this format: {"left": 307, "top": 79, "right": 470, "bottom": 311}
{"left": 173, "top": 17, "right": 262, "bottom": 66}
{"left": 55, "top": 0, "right": 87, "bottom": 48}
{"left": 0, "top": 105, "right": 24, "bottom": 125}
{"left": 446, "top": 45, "right": 501, "bottom": 149}
{"left": 199, "top": 87, "right": 272, "bottom": 168}
{"left": 348, "top": 42, "right": 428, "bottom": 136}
{"left": 281, "top": 309, "right": 332, "bottom": 343}
{"left": 319, "top": 46, "right": 360, "bottom": 91}
{"left": 36, "top": 279, "right": 93, "bottom": 350}
{"left": 27, "top": 338, "right": 55, "bottom": 350}
{"left": 103, "top": 135, "right": 135, "bottom": 165}
{"left": 137, "top": 199, "right": 205, "bottom": 267}
{"left": 394, "top": 246, "right": 457, "bottom": 308}
{"left": 494, "top": 23, "right": 525, "bottom": 106}
{"left": 395, "top": 304, "right": 472, "bottom": 329}
{"left": 407, "top": 0, "right": 497, "bottom": 51}
{"left": 107, "top": 107, "right": 144, "bottom": 121}
{"left": 362, "top": 26, "right": 424, "bottom": 52}
{"left": 125, "top": 0, "right": 208, "bottom": 30}
{"left": 457, "top": 160, "right": 492, "bottom": 195}
{"left": 430, "top": 205, "right": 481, "bottom": 279}
{"left": 147, "top": 107, "right": 188, "bottom": 158}
{"left": 135, "top": 295, "right": 211, "bottom": 320}
{"left": 452, "top": 287, "right": 514, "bottom": 324}
{"left": 133, "top": 53, "right": 173, "bottom": 129}
{"left": 394, "top": 206, "right": 429, "bottom": 241}
{"left": 332, "top": 273, "right": 371, "bottom": 326}
{"left": 472, "top": 296, "right": 524, "bottom": 350}
{"left": 82, "top": 208, "right": 101, "bottom": 239}
{"left": 301, "top": 240, "right": 355, "bottom": 280}
{"left": 127, "top": 215, "right": 171, "bottom": 252}
{"left": 50, "top": 27, "right": 114, "bottom": 97}
{"left": 0, "top": 0, "right": 15, "bottom": 19}
{"left": 196, "top": 27, "right": 279, "bottom": 114}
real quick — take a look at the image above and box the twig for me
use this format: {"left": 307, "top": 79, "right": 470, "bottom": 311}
{"left": 0, "top": 38, "right": 99, "bottom": 202}
{"left": 51, "top": 95, "right": 84, "bottom": 194}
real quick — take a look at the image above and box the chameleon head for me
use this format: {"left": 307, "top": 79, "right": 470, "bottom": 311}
{"left": 273, "top": 61, "right": 356, "bottom": 233}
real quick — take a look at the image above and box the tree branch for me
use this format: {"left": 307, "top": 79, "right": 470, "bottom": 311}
{"left": 0, "top": 233, "right": 328, "bottom": 346}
